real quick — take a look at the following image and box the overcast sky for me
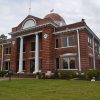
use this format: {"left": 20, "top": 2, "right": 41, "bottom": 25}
{"left": 0, "top": 0, "right": 100, "bottom": 38}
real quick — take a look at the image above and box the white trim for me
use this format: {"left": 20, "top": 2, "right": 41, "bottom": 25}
{"left": 57, "top": 69, "right": 78, "bottom": 71}
{"left": 9, "top": 22, "right": 57, "bottom": 35}
{"left": 4, "top": 59, "right": 10, "bottom": 61}
{"left": 68, "top": 57, "right": 70, "bottom": 69}
{"left": 86, "top": 25, "right": 100, "bottom": 41}
{"left": 77, "top": 29, "right": 81, "bottom": 71}
{"left": 54, "top": 46, "right": 77, "bottom": 49}
{"left": 61, "top": 35, "right": 76, "bottom": 48}
{"left": 61, "top": 46, "right": 77, "bottom": 48}
{"left": 17, "top": 31, "right": 42, "bottom": 38}
{"left": 0, "top": 42, "right": 11, "bottom": 45}
{"left": 60, "top": 53, "right": 77, "bottom": 57}
{"left": 28, "top": 57, "right": 42, "bottom": 59}
{"left": 4, "top": 54, "right": 11, "bottom": 56}
{"left": 53, "top": 26, "right": 86, "bottom": 34}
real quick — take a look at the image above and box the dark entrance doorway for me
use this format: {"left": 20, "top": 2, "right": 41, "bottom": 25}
{"left": 30, "top": 59, "right": 35, "bottom": 73}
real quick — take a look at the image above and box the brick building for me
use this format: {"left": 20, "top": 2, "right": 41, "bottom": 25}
{"left": 0, "top": 13, "right": 100, "bottom": 73}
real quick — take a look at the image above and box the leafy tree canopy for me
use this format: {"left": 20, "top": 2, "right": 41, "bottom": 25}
{"left": 0, "top": 34, "right": 7, "bottom": 44}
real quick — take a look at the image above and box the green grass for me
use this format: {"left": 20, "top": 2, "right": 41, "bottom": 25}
{"left": 0, "top": 79, "right": 100, "bottom": 100}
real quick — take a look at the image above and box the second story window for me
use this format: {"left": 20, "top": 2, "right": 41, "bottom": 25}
{"left": 5, "top": 47, "right": 11, "bottom": 54}
{"left": 31, "top": 41, "right": 35, "bottom": 51}
{"left": 95, "top": 42, "right": 99, "bottom": 53}
{"left": 62, "top": 35, "right": 75, "bottom": 47}
{"left": 23, "top": 43, "right": 25, "bottom": 52}
{"left": 68, "top": 36, "right": 75, "bottom": 46}
{"left": 55, "top": 38, "right": 59, "bottom": 48}
{"left": 88, "top": 37, "right": 92, "bottom": 47}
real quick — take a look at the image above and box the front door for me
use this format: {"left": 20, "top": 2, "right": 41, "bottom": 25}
{"left": 30, "top": 59, "right": 35, "bottom": 73}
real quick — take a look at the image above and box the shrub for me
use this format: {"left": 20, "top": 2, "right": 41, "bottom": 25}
{"left": 0, "top": 71, "right": 8, "bottom": 77}
{"left": 53, "top": 70, "right": 59, "bottom": 79}
{"left": 85, "top": 69, "right": 100, "bottom": 80}
{"left": 76, "top": 72, "right": 86, "bottom": 80}
{"left": 58, "top": 70, "right": 77, "bottom": 79}
{"left": 38, "top": 72, "right": 45, "bottom": 79}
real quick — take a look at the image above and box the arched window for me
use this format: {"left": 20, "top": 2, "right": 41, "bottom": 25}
{"left": 22, "top": 19, "right": 36, "bottom": 29}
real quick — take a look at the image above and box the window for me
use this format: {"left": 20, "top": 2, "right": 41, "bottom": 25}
{"left": 95, "top": 42, "right": 99, "bottom": 53}
{"left": 30, "top": 59, "right": 35, "bottom": 73}
{"left": 62, "top": 56, "right": 76, "bottom": 69}
{"left": 68, "top": 36, "right": 75, "bottom": 46}
{"left": 31, "top": 41, "right": 35, "bottom": 51}
{"left": 23, "top": 61, "right": 25, "bottom": 70}
{"left": 62, "top": 35, "right": 75, "bottom": 47}
{"left": 88, "top": 37, "right": 92, "bottom": 47}
{"left": 17, "top": 38, "right": 25, "bottom": 52}
{"left": 4, "top": 61, "right": 10, "bottom": 70}
{"left": 55, "top": 38, "right": 59, "bottom": 48}
{"left": 56, "top": 58, "right": 59, "bottom": 69}
{"left": 39, "top": 59, "right": 42, "bottom": 70}
{"left": 62, "top": 37, "right": 67, "bottom": 47}
{"left": 62, "top": 57, "right": 68, "bottom": 69}
{"left": 5, "top": 47, "right": 11, "bottom": 54}
{"left": 23, "top": 43, "right": 25, "bottom": 52}
{"left": 69, "top": 57, "right": 76, "bottom": 69}
{"left": 22, "top": 19, "right": 36, "bottom": 29}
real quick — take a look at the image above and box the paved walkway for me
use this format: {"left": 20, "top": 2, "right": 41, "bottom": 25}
{"left": 0, "top": 77, "right": 35, "bottom": 81}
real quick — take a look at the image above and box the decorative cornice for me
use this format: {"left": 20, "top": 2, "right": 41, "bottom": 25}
{"left": 8, "top": 22, "right": 58, "bottom": 35}
{"left": 53, "top": 25, "right": 100, "bottom": 43}
{"left": 53, "top": 26, "right": 86, "bottom": 34}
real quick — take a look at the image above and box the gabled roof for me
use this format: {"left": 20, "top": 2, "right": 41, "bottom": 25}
{"left": 12, "top": 15, "right": 43, "bottom": 32}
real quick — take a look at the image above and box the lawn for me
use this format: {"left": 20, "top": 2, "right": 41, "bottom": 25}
{"left": 0, "top": 79, "right": 100, "bottom": 100}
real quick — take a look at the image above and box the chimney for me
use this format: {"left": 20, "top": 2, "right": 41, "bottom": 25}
{"left": 81, "top": 19, "right": 85, "bottom": 22}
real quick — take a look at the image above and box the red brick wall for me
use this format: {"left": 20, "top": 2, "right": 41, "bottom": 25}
{"left": 42, "top": 26, "right": 55, "bottom": 72}
{"left": 10, "top": 39, "right": 17, "bottom": 72}
{"left": 79, "top": 30, "right": 90, "bottom": 71}
{"left": 4, "top": 27, "right": 100, "bottom": 73}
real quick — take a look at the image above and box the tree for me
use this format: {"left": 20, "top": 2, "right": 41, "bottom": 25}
{"left": 0, "top": 34, "right": 7, "bottom": 44}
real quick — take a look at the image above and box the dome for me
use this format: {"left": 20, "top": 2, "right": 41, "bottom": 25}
{"left": 44, "top": 13, "right": 66, "bottom": 26}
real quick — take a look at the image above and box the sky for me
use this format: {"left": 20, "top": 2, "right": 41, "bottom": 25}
{"left": 0, "top": 0, "right": 100, "bottom": 38}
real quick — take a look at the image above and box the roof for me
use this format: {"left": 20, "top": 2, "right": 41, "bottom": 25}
{"left": 44, "top": 13, "right": 66, "bottom": 24}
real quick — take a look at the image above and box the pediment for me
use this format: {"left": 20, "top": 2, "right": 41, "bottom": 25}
{"left": 12, "top": 15, "right": 42, "bottom": 32}
{"left": 22, "top": 18, "right": 36, "bottom": 29}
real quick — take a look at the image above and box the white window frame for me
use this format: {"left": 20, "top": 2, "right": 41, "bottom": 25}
{"left": 61, "top": 35, "right": 75, "bottom": 48}
{"left": 61, "top": 56, "right": 77, "bottom": 70}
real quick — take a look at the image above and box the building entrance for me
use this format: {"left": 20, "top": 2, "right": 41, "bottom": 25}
{"left": 30, "top": 59, "right": 35, "bottom": 73}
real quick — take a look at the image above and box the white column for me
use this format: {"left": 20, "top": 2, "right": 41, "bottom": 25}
{"left": 77, "top": 29, "right": 81, "bottom": 71}
{"left": 93, "top": 37, "right": 96, "bottom": 69}
{"left": 33, "top": 33, "right": 39, "bottom": 73}
{"left": 18, "top": 36, "right": 24, "bottom": 73}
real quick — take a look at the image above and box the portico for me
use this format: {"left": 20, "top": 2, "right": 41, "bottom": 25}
{"left": 17, "top": 33, "right": 40, "bottom": 73}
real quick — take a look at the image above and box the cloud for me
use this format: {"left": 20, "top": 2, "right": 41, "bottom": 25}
{"left": 0, "top": 0, "right": 100, "bottom": 38}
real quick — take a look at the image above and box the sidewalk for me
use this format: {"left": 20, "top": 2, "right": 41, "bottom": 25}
{"left": 0, "top": 77, "right": 35, "bottom": 81}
